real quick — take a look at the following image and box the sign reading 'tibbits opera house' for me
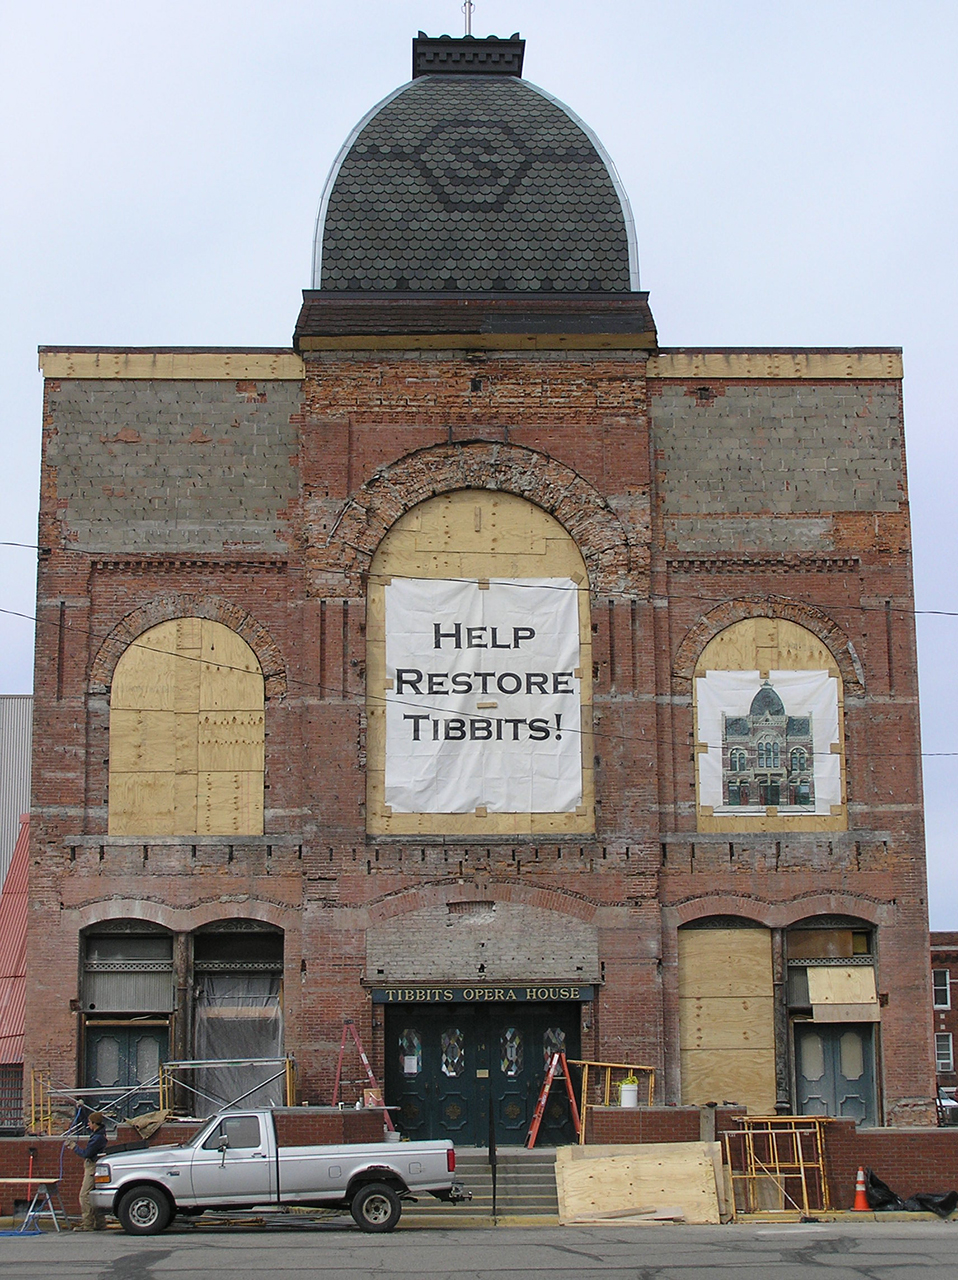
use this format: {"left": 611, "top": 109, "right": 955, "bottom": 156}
{"left": 384, "top": 578, "right": 582, "bottom": 813}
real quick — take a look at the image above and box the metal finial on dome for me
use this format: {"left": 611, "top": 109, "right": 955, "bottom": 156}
{"left": 462, "top": 0, "right": 474, "bottom": 36}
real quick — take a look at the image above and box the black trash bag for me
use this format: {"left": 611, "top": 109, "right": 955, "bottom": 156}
{"left": 905, "top": 1192, "right": 958, "bottom": 1219}
{"left": 864, "top": 1169, "right": 958, "bottom": 1217}
{"left": 864, "top": 1168, "right": 905, "bottom": 1211}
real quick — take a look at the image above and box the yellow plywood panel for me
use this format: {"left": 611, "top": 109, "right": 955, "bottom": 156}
{"left": 678, "top": 927, "right": 776, "bottom": 1113}
{"left": 645, "top": 350, "right": 902, "bottom": 380}
{"left": 109, "top": 710, "right": 178, "bottom": 773}
{"left": 108, "top": 772, "right": 176, "bottom": 836}
{"left": 172, "top": 771, "right": 199, "bottom": 835}
{"left": 678, "top": 928, "right": 773, "bottom": 999}
{"left": 696, "top": 618, "right": 839, "bottom": 677}
{"left": 367, "top": 489, "right": 594, "bottom": 837}
{"left": 39, "top": 349, "right": 305, "bottom": 380}
{"left": 806, "top": 966, "right": 877, "bottom": 1006}
{"left": 109, "top": 617, "right": 265, "bottom": 836}
{"left": 198, "top": 622, "right": 263, "bottom": 711}
{"left": 678, "top": 997, "right": 776, "bottom": 1051}
{"left": 555, "top": 1144, "right": 722, "bottom": 1226}
{"left": 680, "top": 1048, "right": 777, "bottom": 1115}
{"left": 197, "top": 712, "right": 266, "bottom": 773}
{"left": 111, "top": 621, "right": 181, "bottom": 711}
{"left": 196, "top": 770, "right": 263, "bottom": 835}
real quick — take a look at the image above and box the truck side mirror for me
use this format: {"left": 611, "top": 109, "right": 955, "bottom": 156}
{"left": 217, "top": 1134, "right": 230, "bottom": 1166}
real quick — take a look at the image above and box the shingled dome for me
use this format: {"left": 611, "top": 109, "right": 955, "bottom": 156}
{"left": 750, "top": 684, "right": 786, "bottom": 718}
{"left": 312, "top": 34, "right": 639, "bottom": 293}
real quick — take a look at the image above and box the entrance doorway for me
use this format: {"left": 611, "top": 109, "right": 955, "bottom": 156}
{"left": 84, "top": 1022, "right": 168, "bottom": 1115}
{"left": 794, "top": 1023, "right": 877, "bottom": 1125}
{"left": 384, "top": 1003, "right": 581, "bottom": 1146}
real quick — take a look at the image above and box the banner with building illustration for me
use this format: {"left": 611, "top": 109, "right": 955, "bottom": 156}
{"left": 384, "top": 578, "right": 582, "bottom": 813}
{"left": 695, "top": 670, "right": 841, "bottom": 814}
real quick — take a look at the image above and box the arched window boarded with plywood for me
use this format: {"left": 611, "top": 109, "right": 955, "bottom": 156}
{"left": 108, "top": 618, "right": 265, "bottom": 836}
{"left": 366, "top": 490, "right": 593, "bottom": 837}
{"left": 693, "top": 617, "right": 846, "bottom": 833}
{"left": 678, "top": 921, "right": 777, "bottom": 1115}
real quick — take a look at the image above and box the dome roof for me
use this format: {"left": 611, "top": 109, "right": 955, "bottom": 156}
{"left": 750, "top": 683, "right": 786, "bottom": 718}
{"left": 312, "top": 56, "right": 638, "bottom": 293}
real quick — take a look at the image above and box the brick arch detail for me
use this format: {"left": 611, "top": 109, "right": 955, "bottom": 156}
{"left": 70, "top": 898, "right": 298, "bottom": 935}
{"left": 664, "top": 892, "right": 891, "bottom": 932}
{"left": 361, "top": 879, "right": 600, "bottom": 927}
{"left": 671, "top": 596, "right": 865, "bottom": 695}
{"left": 88, "top": 594, "right": 288, "bottom": 698}
{"left": 323, "top": 442, "right": 635, "bottom": 593}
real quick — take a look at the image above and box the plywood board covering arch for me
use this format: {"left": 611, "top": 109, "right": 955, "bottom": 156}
{"left": 108, "top": 618, "right": 265, "bottom": 835}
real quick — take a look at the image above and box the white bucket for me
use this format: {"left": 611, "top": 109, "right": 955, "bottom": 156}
{"left": 619, "top": 1082, "right": 639, "bottom": 1108}
{"left": 385, "top": 1129, "right": 402, "bottom": 1142}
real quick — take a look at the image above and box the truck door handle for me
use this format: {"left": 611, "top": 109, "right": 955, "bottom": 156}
{"left": 251, "top": 1152, "right": 267, "bottom": 1158}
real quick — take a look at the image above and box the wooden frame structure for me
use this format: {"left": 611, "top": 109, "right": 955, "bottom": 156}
{"left": 566, "top": 1058, "right": 656, "bottom": 1145}
{"left": 722, "top": 1115, "right": 831, "bottom": 1219}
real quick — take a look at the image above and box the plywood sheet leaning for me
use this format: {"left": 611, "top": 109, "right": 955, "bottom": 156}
{"left": 555, "top": 1142, "right": 722, "bottom": 1226}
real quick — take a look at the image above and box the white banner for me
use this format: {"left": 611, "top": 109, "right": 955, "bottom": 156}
{"left": 384, "top": 578, "right": 582, "bottom": 813}
{"left": 696, "top": 669, "right": 841, "bottom": 815}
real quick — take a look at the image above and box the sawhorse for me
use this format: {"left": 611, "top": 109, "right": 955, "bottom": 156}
{"left": 0, "top": 1179, "right": 66, "bottom": 1233}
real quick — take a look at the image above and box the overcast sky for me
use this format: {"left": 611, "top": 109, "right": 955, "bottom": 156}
{"left": 3, "top": 1, "right": 956, "bottom": 923}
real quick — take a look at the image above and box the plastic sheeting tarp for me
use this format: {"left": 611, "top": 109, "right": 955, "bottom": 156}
{"left": 193, "top": 974, "right": 284, "bottom": 1108}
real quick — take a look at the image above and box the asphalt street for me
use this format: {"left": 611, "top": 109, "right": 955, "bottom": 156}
{"left": 1, "top": 1221, "right": 957, "bottom": 1280}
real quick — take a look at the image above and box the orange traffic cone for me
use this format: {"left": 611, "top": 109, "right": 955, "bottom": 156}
{"left": 853, "top": 1166, "right": 869, "bottom": 1211}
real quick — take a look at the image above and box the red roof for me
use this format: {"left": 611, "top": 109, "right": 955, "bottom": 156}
{"left": 0, "top": 814, "right": 28, "bottom": 1064}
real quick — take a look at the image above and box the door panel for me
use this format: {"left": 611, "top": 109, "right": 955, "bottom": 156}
{"left": 795, "top": 1023, "right": 876, "bottom": 1125}
{"left": 385, "top": 1003, "right": 580, "bottom": 1145}
{"left": 190, "top": 1113, "right": 274, "bottom": 1204}
{"left": 84, "top": 1024, "right": 167, "bottom": 1115}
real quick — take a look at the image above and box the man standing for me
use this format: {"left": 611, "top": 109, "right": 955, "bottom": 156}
{"left": 67, "top": 1110, "right": 108, "bottom": 1230}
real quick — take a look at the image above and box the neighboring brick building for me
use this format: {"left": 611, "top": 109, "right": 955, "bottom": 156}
{"left": 24, "top": 31, "right": 934, "bottom": 1138}
{"left": 931, "top": 933, "right": 958, "bottom": 1098}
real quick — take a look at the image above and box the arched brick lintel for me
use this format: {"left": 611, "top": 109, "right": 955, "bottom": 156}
{"left": 663, "top": 893, "right": 893, "bottom": 933}
{"left": 324, "top": 442, "right": 635, "bottom": 594}
{"left": 88, "top": 594, "right": 288, "bottom": 698}
{"left": 69, "top": 898, "right": 298, "bottom": 935}
{"left": 362, "top": 880, "right": 600, "bottom": 928}
{"left": 671, "top": 596, "right": 865, "bottom": 696}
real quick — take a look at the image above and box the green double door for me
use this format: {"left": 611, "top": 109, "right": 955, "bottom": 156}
{"left": 84, "top": 1023, "right": 168, "bottom": 1116}
{"left": 384, "top": 1003, "right": 580, "bottom": 1147}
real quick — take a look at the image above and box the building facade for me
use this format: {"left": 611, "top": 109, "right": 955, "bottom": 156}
{"left": 931, "top": 932, "right": 958, "bottom": 1100}
{"left": 25, "top": 32, "right": 933, "bottom": 1137}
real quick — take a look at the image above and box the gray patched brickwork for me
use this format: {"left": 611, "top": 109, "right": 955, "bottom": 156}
{"left": 653, "top": 383, "right": 903, "bottom": 518}
{"left": 47, "top": 380, "right": 301, "bottom": 552}
{"left": 663, "top": 516, "right": 835, "bottom": 554}
{"left": 366, "top": 901, "right": 599, "bottom": 984}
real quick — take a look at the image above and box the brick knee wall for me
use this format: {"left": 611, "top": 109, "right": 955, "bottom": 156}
{"left": 825, "top": 1123, "right": 958, "bottom": 1207}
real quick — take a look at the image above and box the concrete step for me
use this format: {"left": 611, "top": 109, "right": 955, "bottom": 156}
{"left": 405, "top": 1147, "right": 560, "bottom": 1221}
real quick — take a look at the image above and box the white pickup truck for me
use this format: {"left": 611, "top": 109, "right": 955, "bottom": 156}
{"left": 90, "top": 1109, "right": 469, "bottom": 1235}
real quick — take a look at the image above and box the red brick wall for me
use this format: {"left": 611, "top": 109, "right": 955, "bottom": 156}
{"left": 825, "top": 1123, "right": 958, "bottom": 1207}
{"left": 24, "top": 347, "right": 933, "bottom": 1126}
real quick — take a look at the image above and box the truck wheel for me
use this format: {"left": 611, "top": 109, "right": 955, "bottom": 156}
{"left": 350, "top": 1182, "right": 401, "bottom": 1233}
{"left": 116, "top": 1185, "right": 173, "bottom": 1235}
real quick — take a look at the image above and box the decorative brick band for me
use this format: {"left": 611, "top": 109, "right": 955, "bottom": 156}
{"left": 667, "top": 555, "right": 861, "bottom": 574}
{"left": 88, "top": 593, "right": 288, "bottom": 698}
{"left": 672, "top": 595, "right": 865, "bottom": 695}
{"left": 664, "top": 891, "right": 892, "bottom": 931}
{"left": 315, "top": 441, "right": 633, "bottom": 593}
